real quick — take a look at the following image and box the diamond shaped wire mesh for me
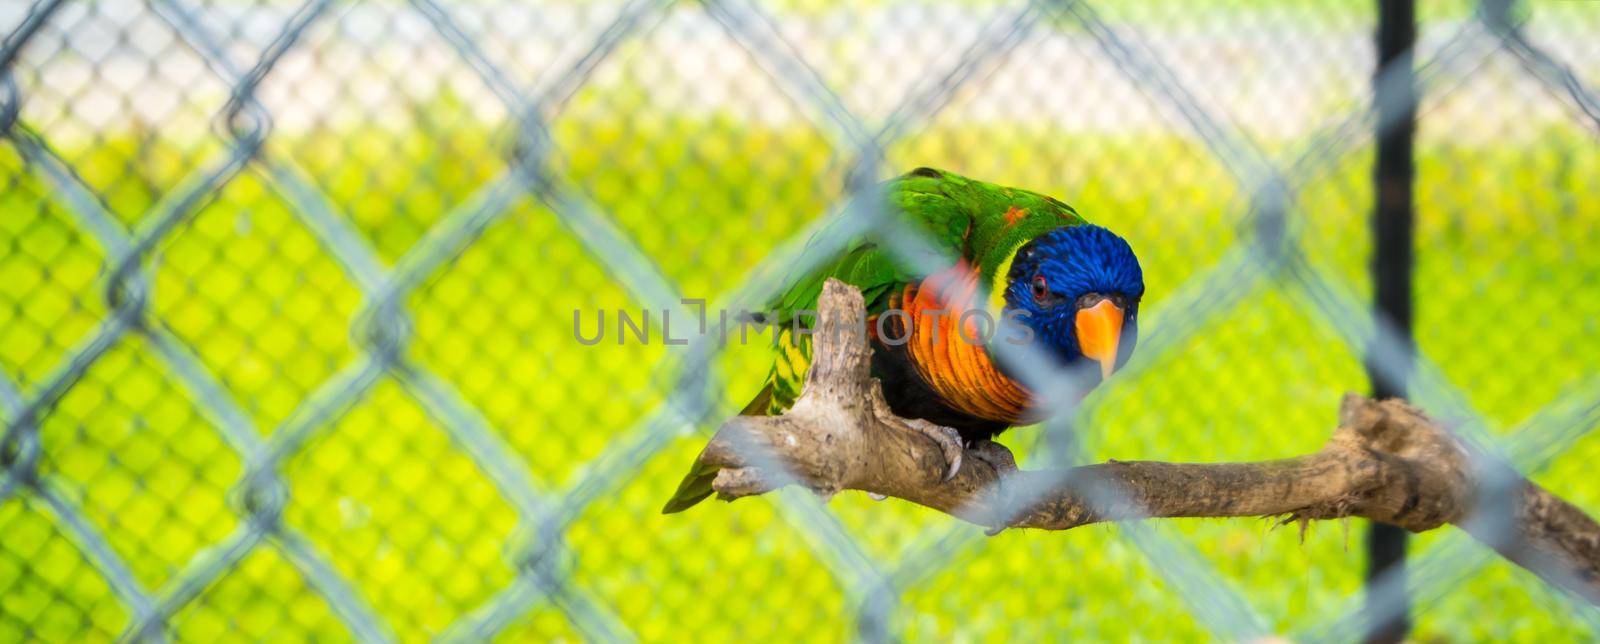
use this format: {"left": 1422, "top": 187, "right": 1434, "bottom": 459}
{"left": 2, "top": 0, "right": 1599, "bottom": 641}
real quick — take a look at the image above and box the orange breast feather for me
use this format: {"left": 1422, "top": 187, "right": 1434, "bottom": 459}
{"left": 895, "top": 262, "right": 1032, "bottom": 423}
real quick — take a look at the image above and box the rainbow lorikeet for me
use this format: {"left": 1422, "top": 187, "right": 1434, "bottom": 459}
{"left": 662, "top": 167, "right": 1144, "bottom": 513}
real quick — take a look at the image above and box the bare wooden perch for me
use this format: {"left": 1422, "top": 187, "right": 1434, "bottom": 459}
{"left": 694, "top": 279, "right": 1600, "bottom": 604}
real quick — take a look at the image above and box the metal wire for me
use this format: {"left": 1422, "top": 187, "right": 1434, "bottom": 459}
{"left": 2, "top": 0, "right": 1597, "bottom": 640}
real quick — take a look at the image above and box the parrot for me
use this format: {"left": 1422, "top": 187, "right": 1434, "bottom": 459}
{"left": 662, "top": 167, "right": 1144, "bottom": 513}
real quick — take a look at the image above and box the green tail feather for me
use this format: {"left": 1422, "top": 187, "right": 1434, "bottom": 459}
{"left": 660, "top": 384, "right": 774, "bottom": 514}
{"left": 660, "top": 458, "right": 720, "bottom": 514}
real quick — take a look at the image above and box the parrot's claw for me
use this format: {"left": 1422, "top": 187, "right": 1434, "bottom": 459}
{"left": 867, "top": 492, "right": 888, "bottom": 501}
{"left": 902, "top": 419, "right": 965, "bottom": 482}
{"left": 968, "top": 439, "right": 1019, "bottom": 536}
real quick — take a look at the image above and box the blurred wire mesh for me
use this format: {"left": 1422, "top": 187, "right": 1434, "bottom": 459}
{"left": 2, "top": 0, "right": 1599, "bottom": 641}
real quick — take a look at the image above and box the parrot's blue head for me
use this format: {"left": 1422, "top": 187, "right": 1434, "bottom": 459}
{"left": 1000, "top": 224, "right": 1144, "bottom": 384}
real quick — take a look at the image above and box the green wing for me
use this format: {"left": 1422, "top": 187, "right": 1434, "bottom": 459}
{"left": 750, "top": 168, "right": 997, "bottom": 412}
{"left": 765, "top": 169, "right": 981, "bottom": 324}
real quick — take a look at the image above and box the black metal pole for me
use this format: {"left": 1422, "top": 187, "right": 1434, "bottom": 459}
{"left": 1366, "top": 0, "right": 1417, "bottom": 642}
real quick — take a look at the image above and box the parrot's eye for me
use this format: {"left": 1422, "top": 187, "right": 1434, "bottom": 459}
{"left": 1030, "top": 275, "right": 1051, "bottom": 303}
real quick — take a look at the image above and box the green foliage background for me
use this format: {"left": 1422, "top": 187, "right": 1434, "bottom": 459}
{"left": 3, "top": 0, "right": 1599, "bottom": 641}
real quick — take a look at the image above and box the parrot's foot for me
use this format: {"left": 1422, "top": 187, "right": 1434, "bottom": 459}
{"left": 968, "top": 440, "right": 1019, "bottom": 536}
{"left": 901, "top": 419, "right": 966, "bottom": 482}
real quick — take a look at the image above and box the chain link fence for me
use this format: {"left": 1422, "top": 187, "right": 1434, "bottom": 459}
{"left": 3, "top": 0, "right": 1599, "bottom": 640}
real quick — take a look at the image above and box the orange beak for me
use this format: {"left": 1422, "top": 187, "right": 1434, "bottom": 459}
{"left": 1074, "top": 299, "right": 1125, "bottom": 380}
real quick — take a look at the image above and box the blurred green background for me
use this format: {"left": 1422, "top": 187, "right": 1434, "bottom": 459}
{"left": 3, "top": 0, "right": 1599, "bottom": 641}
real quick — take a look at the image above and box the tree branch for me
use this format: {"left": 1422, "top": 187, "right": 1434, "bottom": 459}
{"left": 693, "top": 278, "right": 1600, "bottom": 604}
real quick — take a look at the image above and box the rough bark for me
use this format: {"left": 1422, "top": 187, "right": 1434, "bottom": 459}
{"left": 692, "top": 278, "right": 1600, "bottom": 605}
